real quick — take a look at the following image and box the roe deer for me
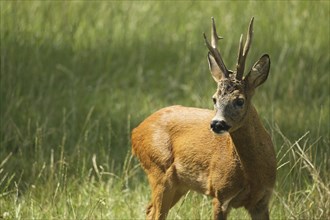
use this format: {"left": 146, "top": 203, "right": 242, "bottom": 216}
{"left": 132, "top": 17, "right": 276, "bottom": 220}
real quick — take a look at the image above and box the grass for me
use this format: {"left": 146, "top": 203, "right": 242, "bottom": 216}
{"left": 1, "top": 1, "right": 329, "bottom": 219}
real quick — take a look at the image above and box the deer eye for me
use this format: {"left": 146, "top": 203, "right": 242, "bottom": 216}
{"left": 234, "top": 98, "right": 245, "bottom": 107}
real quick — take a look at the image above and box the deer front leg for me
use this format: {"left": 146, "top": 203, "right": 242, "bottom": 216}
{"left": 247, "top": 194, "right": 271, "bottom": 220}
{"left": 212, "top": 198, "right": 229, "bottom": 220}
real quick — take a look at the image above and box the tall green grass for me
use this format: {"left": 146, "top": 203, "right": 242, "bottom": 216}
{"left": 1, "top": 1, "right": 329, "bottom": 219}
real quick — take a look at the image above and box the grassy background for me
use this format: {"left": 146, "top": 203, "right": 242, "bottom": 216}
{"left": 1, "top": 1, "right": 329, "bottom": 219}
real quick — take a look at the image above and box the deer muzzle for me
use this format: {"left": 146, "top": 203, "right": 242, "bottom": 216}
{"left": 210, "top": 120, "right": 231, "bottom": 134}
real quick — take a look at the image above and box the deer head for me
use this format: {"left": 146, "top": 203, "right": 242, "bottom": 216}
{"left": 204, "top": 17, "right": 271, "bottom": 134}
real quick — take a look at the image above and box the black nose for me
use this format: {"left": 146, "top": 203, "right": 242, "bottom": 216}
{"left": 210, "top": 120, "right": 231, "bottom": 134}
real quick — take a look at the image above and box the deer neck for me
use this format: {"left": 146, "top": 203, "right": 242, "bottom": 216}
{"left": 229, "top": 104, "right": 276, "bottom": 189}
{"left": 229, "top": 105, "right": 270, "bottom": 167}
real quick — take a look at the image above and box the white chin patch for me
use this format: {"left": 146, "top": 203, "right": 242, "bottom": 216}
{"left": 210, "top": 128, "right": 229, "bottom": 135}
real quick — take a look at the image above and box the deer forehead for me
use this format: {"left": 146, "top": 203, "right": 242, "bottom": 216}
{"left": 216, "top": 78, "right": 246, "bottom": 97}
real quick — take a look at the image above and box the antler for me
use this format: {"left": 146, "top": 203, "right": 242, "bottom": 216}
{"left": 236, "top": 17, "right": 254, "bottom": 80}
{"left": 203, "top": 17, "right": 229, "bottom": 78}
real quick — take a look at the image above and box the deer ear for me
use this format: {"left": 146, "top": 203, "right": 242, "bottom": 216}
{"left": 245, "top": 54, "right": 270, "bottom": 88}
{"left": 207, "top": 52, "right": 224, "bottom": 82}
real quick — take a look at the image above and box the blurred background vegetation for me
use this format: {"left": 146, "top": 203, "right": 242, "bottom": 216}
{"left": 1, "top": 1, "right": 329, "bottom": 219}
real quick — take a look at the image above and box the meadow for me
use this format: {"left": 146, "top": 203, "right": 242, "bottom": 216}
{"left": 0, "top": 1, "right": 329, "bottom": 219}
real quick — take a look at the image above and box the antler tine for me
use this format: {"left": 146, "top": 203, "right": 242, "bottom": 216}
{"left": 244, "top": 17, "right": 254, "bottom": 56}
{"left": 236, "top": 34, "right": 244, "bottom": 75}
{"left": 204, "top": 17, "right": 229, "bottom": 78}
{"left": 211, "top": 17, "right": 223, "bottom": 48}
{"left": 236, "top": 17, "right": 254, "bottom": 80}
